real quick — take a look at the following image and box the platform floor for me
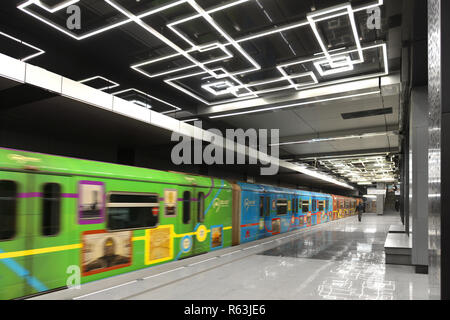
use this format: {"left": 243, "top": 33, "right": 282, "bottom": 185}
{"left": 32, "top": 212, "right": 429, "bottom": 300}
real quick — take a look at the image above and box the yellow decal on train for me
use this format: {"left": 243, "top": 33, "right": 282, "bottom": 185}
{"left": 196, "top": 225, "right": 208, "bottom": 242}
{"left": 8, "top": 154, "right": 41, "bottom": 164}
{"left": 145, "top": 225, "right": 174, "bottom": 265}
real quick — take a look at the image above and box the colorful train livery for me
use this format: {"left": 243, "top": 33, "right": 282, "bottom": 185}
{"left": 0, "top": 147, "right": 360, "bottom": 299}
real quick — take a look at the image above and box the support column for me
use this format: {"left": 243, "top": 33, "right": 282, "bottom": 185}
{"left": 376, "top": 183, "right": 385, "bottom": 216}
{"left": 428, "top": 0, "right": 450, "bottom": 300}
{"left": 410, "top": 87, "right": 429, "bottom": 273}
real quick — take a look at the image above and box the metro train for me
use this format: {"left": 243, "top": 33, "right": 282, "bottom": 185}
{"left": 0, "top": 147, "right": 360, "bottom": 299}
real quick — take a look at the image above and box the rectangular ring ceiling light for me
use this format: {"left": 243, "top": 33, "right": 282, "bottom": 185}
{"left": 209, "top": 90, "right": 381, "bottom": 118}
{"left": 112, "top": 88, "right": 181, "bottom": 114}
{"left": 0, "top": 30, "right": 45, "bottom": 62}
{"left": 78, "top": 76, "right": 119, "bottom": 91}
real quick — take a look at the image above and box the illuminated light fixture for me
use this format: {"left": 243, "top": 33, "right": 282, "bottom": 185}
{"left": 104, "top": 0, "right": 220, "bottom": 80}
{"left": 307, "top": 3, "right": 364, "bottom": 68}
{"left": 19, "top": 0, "right": 387, "bottom": 106}
{"left": 130, "top": 100, "right": 151, "bottom": 109}
{"left": 182, "top": 118, "right": 199, "bottom": 122}
{"left": 271, "top": 131, "right": 395, "bottom": 147}
{"left": 18, "top": 0, "right": 131, "bottom": 40}
{"left": 165, "top": 67, "right": 258, "bottom": 105}
{"left": 358, "top": 182, "right": 374, "bottom": 185}
{"left": 313, "top": 47, "right": 347, "bottom": 56}
{"left": 34, "top": 0, "right": 80, "bottom": 13}
{"left": 376, "top": 177, "right": 396, "bottom": 182}
{"left": 209, "top": 90, "right": 381, "bottom": 118}
{"left": 78, "top": 76, "right": 119, "bottom": 91}
{"left": 0, "top": 30, "right": 45, "bottom": 61}
{"left": 112, "top": 88, "right": 181, "bottom": 114}
{"left": 277, "top": 43, "right": 388, "bottom": 88}
{"left": 167, "top": 0, "right": 260, "bottom": 72}
{"left": 290, "top": 164, "right": 354, "bottom": 189}
{"left": 313, "top": 55, "right": 354, "bottom": 76}
{"left": 131, "top": 43, "right": 234, "bottom": 78}
{"left": 202, "top": 80, "right": 236, "bottom": 96}
{"left": 18, "top": 0, "right": 189, "bottom": 40}
{"left": 129, "top": 1, "right": 385, "bottom": 105}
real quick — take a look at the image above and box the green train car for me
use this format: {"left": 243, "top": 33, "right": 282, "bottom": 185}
{"left": 0, "top": 147, "right": 233, "bottom": 299}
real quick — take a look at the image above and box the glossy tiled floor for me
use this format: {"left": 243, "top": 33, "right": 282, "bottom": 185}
{"left": 35, "top": 212, "right": 429, "bottom": 300}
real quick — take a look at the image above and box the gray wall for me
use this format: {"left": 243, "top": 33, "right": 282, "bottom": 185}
{"left": 427, "top": 0, "right": 446, "bottom": 300}
{"left": 409, "top": 87, "right": 429, "bottom": 268}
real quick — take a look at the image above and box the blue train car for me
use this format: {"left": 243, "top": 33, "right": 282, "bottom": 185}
{"left": 237, "top": 182, "right": 334, "bottom": 244}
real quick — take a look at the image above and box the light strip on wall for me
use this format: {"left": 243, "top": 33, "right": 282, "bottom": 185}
{"left": 182, "top": 118, "right": 199, "bottom": 122}
{"left": 272, "top": 131, "right": 396, "bottom": 147}
{"left": 209, "top": 90, "right": 381, "bottom": 118}
{"left": 130, "top": 100, "right": 151, "bottom": 108}
{"left": 291, "top": 164, "right": 354, "bottom": 189}
{"left": 0, "top": 30, "right": 45, "bottom": 62}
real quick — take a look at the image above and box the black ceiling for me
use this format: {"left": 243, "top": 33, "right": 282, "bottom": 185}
{"left": 0, "top": 0, "right": 391, "bottom": 117}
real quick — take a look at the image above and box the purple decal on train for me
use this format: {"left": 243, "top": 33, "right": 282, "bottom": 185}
{"left": 78, "top": 181, "right": 105, "bottom": 225}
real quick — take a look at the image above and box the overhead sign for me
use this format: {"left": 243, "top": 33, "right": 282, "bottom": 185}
{"left": 367, "top": 188, "right": 386, "bottom": 195}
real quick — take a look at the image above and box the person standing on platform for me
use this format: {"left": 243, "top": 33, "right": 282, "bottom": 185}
{"left": 357, "top": 202, "right": 363, "bottom": 222}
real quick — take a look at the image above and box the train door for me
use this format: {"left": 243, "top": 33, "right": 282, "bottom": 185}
{"left": 193, "top": 187, "right": 208, "bottom": 255}
{"left": 27, "top": 173, "right": 73, "bottom": 296}
{"left": 311, "top": 197, "right": 317, "bottom": 225}
{"left": 261, "top": 195, "right": 271, "bottom": 238}
{"left": 257, "top": 194, "right": 265, "bottom": 239}
{"left": 301, "top": 197, "right": 310, "bottom": 227}
{"left": 180, "top": 187, "right": 200, "bottom": 256}
{"left": 0, "top": 172, "right": 29, "bottom": 299}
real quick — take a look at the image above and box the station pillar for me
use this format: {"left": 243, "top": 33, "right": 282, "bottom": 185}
{"left": 409, "top": 87, "right": 429, "bottom": 273}
{"left": 428, "top": 0, "right": 450, "bottom": 299}
{"left": 376, "top": 183, "right": 385, "bottom": 216}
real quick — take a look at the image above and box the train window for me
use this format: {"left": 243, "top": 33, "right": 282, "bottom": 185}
{"left": 198, "top": 192, "right": 205, "bottom": 222}
{"left": 302, "top": 201, "right": 309, "bottom": 213}
{"left": 183, "top": 191, "right": 191, "bottom": 224}
{"left": 79, "top": 181, "right": 104, "bottom": 222}
{"left": 42, "top": 183, "right": 61, "bottom": 236}
{"left": 276, "top": 199, "right": 288, "bottom": 215}
{"left": 259, "top": 196, "right": 264, "bottom": 217}
{"left": 265, "top": 197, "right": 271, "bottom": 216}
{"left": 0, "top": 181, "right": 17, "bottom": 241}
{"left": 326, "top": 200, "right": 329, "bottom": 211}
{"left": 164, "top": 189, "right": 177, "bottom": 216}
{"left": 107, "top": 192, "right": 159, "bottom": 231}
{"left": 318, "top": 201, "right": 324, "bottom": 211}
{"left": 312, "top": 199, "right": 317, "bottom": 212}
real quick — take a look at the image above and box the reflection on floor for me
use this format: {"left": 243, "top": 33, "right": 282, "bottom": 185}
{"left": 131, "top": 212, "right": 428, "bottom": 300}
{"left": 39, "top": 212, "right": 429, "bottom": 300}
